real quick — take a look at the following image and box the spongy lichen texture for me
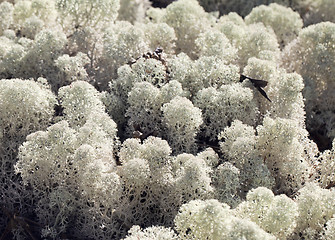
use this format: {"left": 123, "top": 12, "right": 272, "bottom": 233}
{"left": 0, "top": 0, "right": 334, "bottom": 239}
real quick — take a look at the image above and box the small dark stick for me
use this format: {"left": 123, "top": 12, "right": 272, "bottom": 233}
{"left": 240, "top": 74, "right": 272, "bottom": 102}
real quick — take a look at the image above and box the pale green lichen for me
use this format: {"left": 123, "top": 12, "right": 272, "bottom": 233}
{"left": 0, "top": 0, "right": 334, "bottom": 239}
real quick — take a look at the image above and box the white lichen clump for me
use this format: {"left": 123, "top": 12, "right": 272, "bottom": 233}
{"left": 0, "top": 0, "right": 334, "bottom": 239}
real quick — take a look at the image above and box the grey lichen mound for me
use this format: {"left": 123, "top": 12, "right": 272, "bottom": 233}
{"left": 0, "top": 0, "right": 334, "bottom": 239}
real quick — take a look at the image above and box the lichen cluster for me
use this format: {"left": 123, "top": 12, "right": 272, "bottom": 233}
{"left": 0, "top": 0, "right": 334, "bottom": 239}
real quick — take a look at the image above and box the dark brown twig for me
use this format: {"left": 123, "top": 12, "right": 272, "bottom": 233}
{"left": 240, "top": 74, "right": 271, "bottom": 102}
